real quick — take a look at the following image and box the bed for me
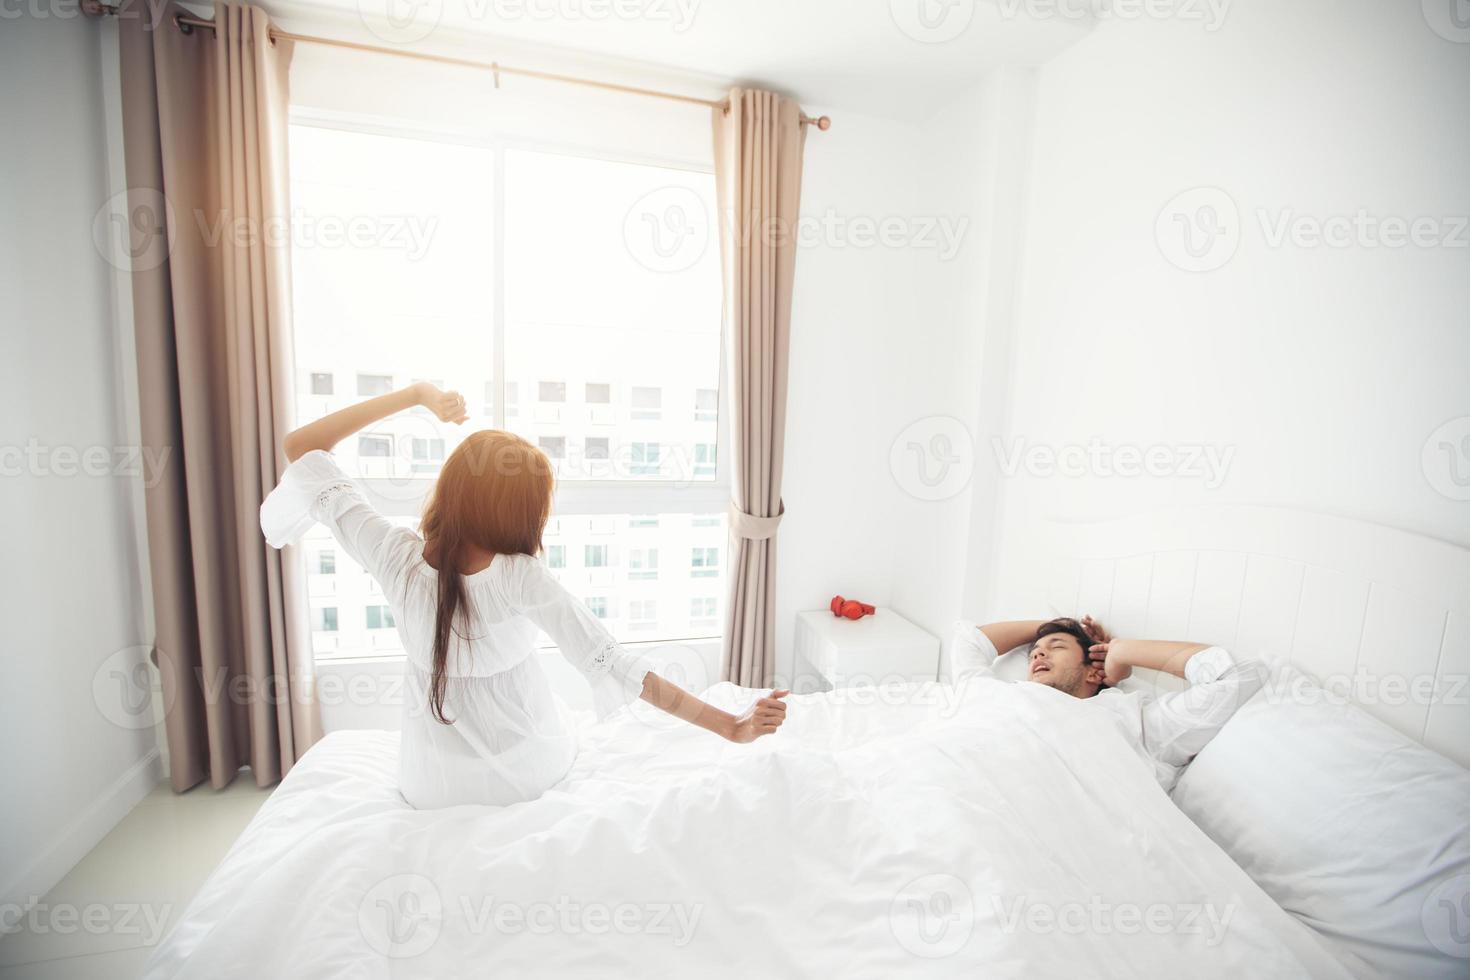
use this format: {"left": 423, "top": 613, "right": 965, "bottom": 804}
{"left": 143, "top": 505, "right": 1469, "bottom": 978}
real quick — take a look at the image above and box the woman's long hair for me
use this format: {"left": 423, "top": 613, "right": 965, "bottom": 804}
{"left": 418, "top": 430, "right": 553, "bottom": 724}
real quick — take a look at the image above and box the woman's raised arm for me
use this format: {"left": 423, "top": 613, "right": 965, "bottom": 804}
{"left": 282, "top": 382, "right": 467, "bottom": 462}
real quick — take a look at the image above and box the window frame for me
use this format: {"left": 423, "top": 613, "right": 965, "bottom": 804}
{"left": 287, "top": 111, "right": 731, "bottom": 522}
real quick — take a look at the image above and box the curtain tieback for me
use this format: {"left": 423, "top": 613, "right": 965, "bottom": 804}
{"left": 729, "top": 501, "right": 785, "bottom": 541}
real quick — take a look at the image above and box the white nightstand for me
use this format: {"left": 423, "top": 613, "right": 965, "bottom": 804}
{"left": 793, "top": 608, "right": 940, "bottom": 692}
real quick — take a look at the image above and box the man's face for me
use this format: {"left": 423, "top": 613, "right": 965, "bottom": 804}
{"left": 1026, "top": 632, "right": 1101, "bottom": 698}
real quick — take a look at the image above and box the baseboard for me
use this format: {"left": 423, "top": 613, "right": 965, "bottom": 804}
{"left": 0, "top": 748, "right": 162, "bottom": 926}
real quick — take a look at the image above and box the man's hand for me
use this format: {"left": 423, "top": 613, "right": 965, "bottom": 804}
{"left": 414, "top": 382, "right": 468, "bottom": 424}
{"left": 726, "top": 690, "right": 789, "bottom": 743}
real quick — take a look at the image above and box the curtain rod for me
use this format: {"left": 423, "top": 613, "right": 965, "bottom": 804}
{"left": 94, "top": 4, "right": 832, "bottom": 131}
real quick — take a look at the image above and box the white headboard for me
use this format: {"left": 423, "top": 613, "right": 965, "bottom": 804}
{"left": 991, "top": 505, "right": 1470, "bottom": 770}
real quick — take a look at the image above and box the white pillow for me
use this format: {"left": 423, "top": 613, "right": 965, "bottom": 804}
{"left": 1171, "top": 660, "right": 1470, "bottom": 979}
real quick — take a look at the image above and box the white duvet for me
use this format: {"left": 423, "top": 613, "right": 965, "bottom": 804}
{"left": 144, "top": 679, "right": 1352, "bottom": 979}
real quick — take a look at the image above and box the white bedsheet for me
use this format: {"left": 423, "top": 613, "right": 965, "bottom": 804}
{"left": 143, "top": 680, "right": 1352, "bottom": 979}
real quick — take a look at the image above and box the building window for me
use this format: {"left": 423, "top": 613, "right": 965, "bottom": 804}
{"left": 690, "top": 597, "right": 718, "bottom": 627}
{"left": 631, "top": 386, "right": 662, "bottom": 420}
{"left": 359, "top": 434, "right": 393, "bottom": 458}
{"left": 310, "top": 372, "right": 334, "bottom": 395}
{"left": 629, "top": 516, "right": 659, "bottom": 529}
{"left": 585, "top": 544, "right": 609, "bottom": 568}
{"left": 357, "top": 373, "right": 393, "bottom": 397}
{"left": 314, "top": 607, "right": 338, "bottom": 632}
{"left": 546, "top": 544, "right": 565, "bottom": 569}
{"left": 695, "top": 388, "right": 717, "bottom": 421}
{"left": 629, "top": 600, "right": 657, "bottom": 628}
{"left": 692, "top": 547, "right": 719, "bottom": 578}
{"left": 316, "top": 550, "right": 336, "bottom": 575}
{"left": 694, "top": 443, "right": 716, "bottom": 478}
{"left": 585, "top": 382, "right": 611, "bottom": 404}
{"left": 366, "top": 605, "right": 396, "bottom": 629}
{"left": 506, "top": 381, "right": 520, "bottom": 418}
{"left": 585, "top": 437, "right": 609, "bottom": 460}
{"left": 629, "top": 548, "right": 659, "bottom": 581}
{"left": 631, "top": 442, "right": 661, "bottom": 477}
{"left": 539, "top": 436, "right": 566, "bottom": 460}
{"left": 587, "top": 597, "right": 609, "bottom": 619}
{"left": 692, "top": 515, "right": 720, "bottom": 528}
{"left": 412, "top": 438, "right": 445, "bottom": 463}
{"left": 538, "top": 381, "right": 566, "bottom": 403}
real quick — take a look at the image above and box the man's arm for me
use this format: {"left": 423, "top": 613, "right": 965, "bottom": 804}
{"left": 1091, "top": 638, "right": 1210, "bottom": 686}
{"left": 977, "top": 620, "right": 1048, "bottom": 656}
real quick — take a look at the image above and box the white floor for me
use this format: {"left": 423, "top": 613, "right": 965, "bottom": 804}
{"left": 0, "top": 776, "right": 273, "bottom": 980}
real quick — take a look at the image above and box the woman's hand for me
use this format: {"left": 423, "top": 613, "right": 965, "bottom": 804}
{"left": 725, "top": 690, "right": 790, "bottom": 743}
{"left": 414, "top": 382, "right": 469, "bottom": 424}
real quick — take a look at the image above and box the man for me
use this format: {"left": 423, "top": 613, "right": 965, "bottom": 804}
{"left": 949, "top": 615, "right": 1265, "bottom": 790}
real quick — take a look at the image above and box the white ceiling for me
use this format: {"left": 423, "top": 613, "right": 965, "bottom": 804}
{"left": 263, "top": 0, "right": 1093, "bottom": 119}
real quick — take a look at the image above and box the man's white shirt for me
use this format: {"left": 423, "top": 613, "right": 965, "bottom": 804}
{"left": 947, "top": 623, "right": 1265, "bottom": 791}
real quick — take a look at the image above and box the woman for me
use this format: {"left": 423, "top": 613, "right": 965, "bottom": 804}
{"left": 261, "top": 381, "right": 788, "bottom": 808}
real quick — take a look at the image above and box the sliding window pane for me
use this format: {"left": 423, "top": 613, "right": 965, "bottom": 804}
{"left": 504, "top": 149, "right": 721, "bottom": 482}
{"left": 289, "top": 125, "right": 496, "bottom": 481}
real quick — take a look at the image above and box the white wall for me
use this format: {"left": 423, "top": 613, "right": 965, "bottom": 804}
{"left": 0, "top": 15, "right": 160, "bottom": 920}
{"left": 977, "top": 1, "right": 1470, "bottom": 619}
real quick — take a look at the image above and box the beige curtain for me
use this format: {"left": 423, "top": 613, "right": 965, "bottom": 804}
{"left": 713, "top": 89, "right": 808, "bottom": 687}
{"left": 119, "top": 2, "right": 320, "bottom": 791}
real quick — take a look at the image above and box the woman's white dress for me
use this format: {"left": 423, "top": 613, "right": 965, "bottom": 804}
{"left": 260, "top": 450, "right": 650, "bottom": 809}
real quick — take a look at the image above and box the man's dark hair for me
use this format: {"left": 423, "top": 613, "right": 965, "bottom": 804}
{"left": 1031, "top": 617, "right": 1107, "bottom": 691}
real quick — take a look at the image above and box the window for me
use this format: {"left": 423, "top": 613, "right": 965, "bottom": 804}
{"left": 629, "top": 600, "right": 657, "bottom": 628}
{"left": 690, "top": 597, "right": 718, "bottom": 627}
{"left": 695, "top": 388, "right": 717, "bottom": 421}
{"left": 357, "top": 373, "right": 393, "bottom": 397}
{"left": 539, "top": 436, "right": 566, "bottom": 460}
{"left": 629, "top": 548, "right": 659, "bottom": 581}
{"left": 412, "top": 438, "right": 445, "bottom": 462}
{"left": 314, "top": 607, "right": 338, "bottom": 632}
{"left": 366, "top": 605, "right": 396, "bottom": 629}
{"left": 310, "top": 372, "right": 334, "bottom": 395}
{"left": 359, "top": 434, "right": 392, "bottom": 458}
{"left": 631, "top": 386, "right": 662, "bottom": 420}
{"left": 631, "top": 442, "right": 661, "bottom": 477}
{"left": 692, "top": 547, "right": 719, "bottom": 578}
{"left": 289, "top": 127, "right": 726, "bottom": 653}
{"left": 629, "top": 516, "right": 659, "bottom": 529}
{"left": 316, "top": 550, "right": 336, "bottom": 575}
{"left": 694, "top": 443, "right": 716, "bottom": 478}
{"left": 587, "top": 597, "right": 609, "bottom": 619}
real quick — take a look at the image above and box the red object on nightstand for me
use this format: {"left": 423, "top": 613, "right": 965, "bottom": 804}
{"left": 829, "top": 595, "right": 876, "bottom": 620}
